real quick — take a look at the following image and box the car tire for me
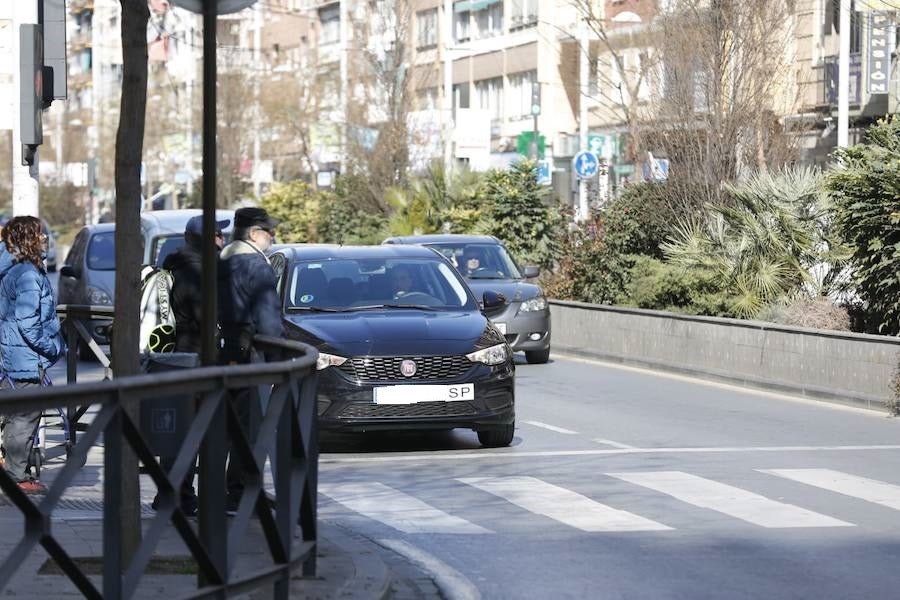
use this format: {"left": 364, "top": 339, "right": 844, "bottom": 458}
{"left": 525, "top": 348, "right": 550, "bottom": 364}
{"left": 477, "top": 423, "right": 514, "bottom": 447}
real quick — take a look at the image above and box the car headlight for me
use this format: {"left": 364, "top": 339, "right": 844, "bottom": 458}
{"left": 466, "top": 343, "right": 510, "bottom": 366}
{"left": 87, "top": 286, "right": 112, "bottom": 306}
{"left": 316, "top": 352, "right": 348, "bottom": 371}
{"left": 519, "top": 296, "right": 547, "bottom": 312}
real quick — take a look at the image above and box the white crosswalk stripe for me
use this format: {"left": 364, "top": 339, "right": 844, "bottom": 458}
{"left": 317, "top": 469, "right": 900, "bottom": 534}
{"left": 761, "top": 469, "right": 900, "bottom": 511}
{"left": 458, "top": 476, "right": 671, "bottom": 532}
{"left": 607, "top": 471, "right": 854, "bottom": 529}
{"left": 319, "top": 482, "right": 491, "bottom": 534}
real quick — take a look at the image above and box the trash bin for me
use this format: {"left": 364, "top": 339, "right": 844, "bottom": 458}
{"left": 139, "top": 352, "right": 199, "bottom": 459}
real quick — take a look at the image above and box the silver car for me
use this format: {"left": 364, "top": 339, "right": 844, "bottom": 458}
{"left": 383, "top": 234, "right": 551, "bottom": 364}
{"left": 58, "top": 209, "right": 234, "bottom": 348}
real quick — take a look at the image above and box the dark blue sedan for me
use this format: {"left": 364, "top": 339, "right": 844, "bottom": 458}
{"left": 269, "top": 244, "right": 516, "bottom": 447}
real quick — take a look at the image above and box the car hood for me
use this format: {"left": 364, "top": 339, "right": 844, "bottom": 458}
{"left": 464, "top": 279, "right": 542, "bottom": 302}
{"left": 284, "top": 309, "right": 489, "bottom": 356}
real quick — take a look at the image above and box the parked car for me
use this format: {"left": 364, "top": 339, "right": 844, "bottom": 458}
{"left": 41, "top": 218, "right": 58, "bottom": 272}
{"left": 383, "top": 234, "right": 551, "bottom": 364}
{"left": 58, "top": 209, "right": 234, "bottom": 347}
{"left": 269, "top": 244, "right": 516, "bottom": 447}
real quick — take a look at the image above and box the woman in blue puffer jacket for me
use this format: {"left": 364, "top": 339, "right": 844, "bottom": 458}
{"left": 0, "top": 216, "right": 66, "bottom": 494}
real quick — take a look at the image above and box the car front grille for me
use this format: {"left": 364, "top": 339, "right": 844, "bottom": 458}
{"left": 337, "top": 356, "right": 473, "bottom": 382}
{"left": 339, "top": 401, "right": 477, "bottom": 419}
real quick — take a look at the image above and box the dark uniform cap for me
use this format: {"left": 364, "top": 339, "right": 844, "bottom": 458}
{"left": 234, "top": 207, "right": 280, "bottom": 230}
{"left": 185, "top": 214, "right": 231, "bottom": 235}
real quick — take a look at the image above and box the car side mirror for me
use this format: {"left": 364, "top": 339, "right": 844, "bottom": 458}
{"left": 482, "top": 290, "right": 506, "bottom": 310}
{"left": 59, "top": 265, "right": 79, "bottom": 279}
{"left": 522, "top": 265, "right": 540, "bottom": 278}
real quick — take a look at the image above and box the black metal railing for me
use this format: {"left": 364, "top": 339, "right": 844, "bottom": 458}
{"left": 0, "top": 309, "right": 319, "bottom": 599}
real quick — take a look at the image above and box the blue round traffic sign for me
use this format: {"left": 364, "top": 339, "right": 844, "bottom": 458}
{"left": 573, "top": 151, "right": 599, "bottom": 180}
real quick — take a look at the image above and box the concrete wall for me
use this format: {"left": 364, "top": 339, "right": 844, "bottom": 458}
{"left": 551, "top": 300, "right": 900, "bottom": 411}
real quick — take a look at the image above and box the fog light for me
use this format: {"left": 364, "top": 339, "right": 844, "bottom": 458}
{"left": 529, "top": 333, "right": 543, "bottom": 341}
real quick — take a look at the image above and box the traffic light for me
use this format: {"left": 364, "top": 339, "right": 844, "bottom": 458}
{"left": 18, "top": 0, "right": 68, "bottom": 166}
{"left": 19, "top": 24, "right": 43, "bottom": 166}
{"left": 531, "top": 81, "right": 541, "bottom": 116}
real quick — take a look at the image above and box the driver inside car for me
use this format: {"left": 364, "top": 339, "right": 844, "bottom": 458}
{"left": 390, "top": 266, "right": 415, "bottom": 298}
{"left": 463, "top": 249, "right": 484, "bottom": 276}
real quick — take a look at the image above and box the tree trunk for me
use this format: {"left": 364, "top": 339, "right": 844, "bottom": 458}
{"left": 114, "top": 0, "right": 150, "bottom": 564}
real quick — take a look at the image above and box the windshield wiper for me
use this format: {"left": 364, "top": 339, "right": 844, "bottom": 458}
{"left": 285, "top": 306, "right": 344, "bottom": 313}
{"left": 350, "top": 303, "right": 436, "bottom": 311}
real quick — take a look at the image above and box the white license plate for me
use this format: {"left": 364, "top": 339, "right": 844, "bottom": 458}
{"left": 494, "top": 322, "right": 507, "bottom": 334}
{"left": 373, "top": 384, "right": 475, "bottom": 404}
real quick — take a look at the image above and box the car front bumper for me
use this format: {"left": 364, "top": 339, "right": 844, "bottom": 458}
{"left": 486, "top": 304, "right": 551, "bottom": 352}
{"left": 316, "top": 360, "right": 515, "bottom": 433}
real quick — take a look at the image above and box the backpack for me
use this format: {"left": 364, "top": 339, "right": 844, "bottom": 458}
{"left": 139, "top": 264, "right": 176, "bottom": 353}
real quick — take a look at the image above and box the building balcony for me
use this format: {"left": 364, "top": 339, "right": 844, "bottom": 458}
{"left": 69, "top": 0, "right": 94, "bottom": 15}
{"left": 70, "top": 30, "right": 93, "bottom": 51}
{"left": 821, "top": 54, "right": 862, "bottom": 109}
{"left": 70, "top": 71, "right": 93, "bottom": 89}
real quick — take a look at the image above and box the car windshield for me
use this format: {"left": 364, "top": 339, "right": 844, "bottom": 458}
{"left": 284, "top": 258, "right": 473, "bottom": 311}
{"left": 86, "top": 232, "right": 116, "bottom": 271}
{"left": 426, "top": 243, "right": 522, "bottom": 280}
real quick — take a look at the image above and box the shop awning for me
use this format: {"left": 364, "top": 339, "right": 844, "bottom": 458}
{"left": 454, "top": 0, "right": 500, "bottom": 13}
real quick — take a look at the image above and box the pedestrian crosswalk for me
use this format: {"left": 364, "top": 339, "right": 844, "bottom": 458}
{"left": 458, "top": 476, "right": 671, "bottom": 532}
{"left": 318, "top": 469, "right": 900, "bottom": 535}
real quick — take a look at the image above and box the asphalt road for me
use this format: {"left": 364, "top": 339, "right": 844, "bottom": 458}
{"left": 317, "top": 353, "right": 900, "bottom": 600}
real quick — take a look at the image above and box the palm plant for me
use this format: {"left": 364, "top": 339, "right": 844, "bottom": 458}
{"left": 663, "top": 166, "right": 847, "bottom": 318}
{"left": 387, "top": 163, "right": 484, "bottom": 235}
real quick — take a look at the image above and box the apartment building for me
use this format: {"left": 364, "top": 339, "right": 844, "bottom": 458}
{"left": 583, "top": 0, "right": 898, "bottom": 194}
{"left": 788, "top": 0, "right": 898, "bottom": 165}
{"left": 39, "top": 0, "right": 204, "bottom": 217}
{"left": 303, "top": 0, "right": 584, "bottom": 200}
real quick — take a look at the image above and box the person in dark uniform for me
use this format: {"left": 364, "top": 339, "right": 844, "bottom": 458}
{"left": 150, "top": 214, "right": 230, "bottom": 516}
{"left": 217, "top": 207, "right": 284, "bottom": 512}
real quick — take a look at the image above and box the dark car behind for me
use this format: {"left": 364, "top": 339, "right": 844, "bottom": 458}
{"left": 383, "top": 234, "right": 551, "bottom": 363}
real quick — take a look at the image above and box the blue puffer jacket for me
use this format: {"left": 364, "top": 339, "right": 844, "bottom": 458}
{"left": 0, "top": 251, "right": 66, "bottom": 382}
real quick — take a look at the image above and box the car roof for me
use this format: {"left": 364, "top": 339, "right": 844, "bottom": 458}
{"left": 275, "top": 244, "right": 441, "bottom": 262}
{"left": 83, "top": 223, "right": 116, "bottom": 234}
{"left": 382, "top": 234, "right": 501, "bottom": 245}
{"left": 140, "top": 209, "right": 236, "bottom": 235}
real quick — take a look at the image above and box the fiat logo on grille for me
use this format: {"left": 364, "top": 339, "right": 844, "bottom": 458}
{"left": 399, "top": 359, "right": 417, "bottom": 377}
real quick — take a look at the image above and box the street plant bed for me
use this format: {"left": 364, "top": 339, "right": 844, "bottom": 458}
{"left": 38, "top": 555, "right": 197, "bottom": 575}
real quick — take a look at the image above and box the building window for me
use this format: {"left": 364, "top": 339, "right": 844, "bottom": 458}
{"left": 417, "top": 8, "right": 438, "bottom": 50}
{"left": 453, "top": 82, "right": 470, "bottom": 119}
{"left": 507, "top": 70, "right": 536, "bottom": 119}
{"left": 474, "top": 2, "right": 503, "bottom": 39}
{"left": 455, "top": 9, "right": 471, "bottom": 43}
{"left": 319, "top": 6, "right": 340, "bottom": 45}
{"left": 475, "top": 76, "right": 503, "bottom": 122}
{"left": 509, "top": 0, "right": 537, "bottom": 30}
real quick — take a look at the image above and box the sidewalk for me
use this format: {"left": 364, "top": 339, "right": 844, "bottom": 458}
{"left": 0, "top": 503, "right": 431, "bottom": 599}
{"left": 0, "top": 485, "right": 440, "bottom": 599}
{"left": 1, "top": 367, "right": 444, "bottom": 598}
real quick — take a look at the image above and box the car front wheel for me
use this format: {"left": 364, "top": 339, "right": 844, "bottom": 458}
{"left": 477, "top": 423, "right": 514, "bottom": 447}
{"left": 525, "top": 348, "right": 550, "bottom": 364}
